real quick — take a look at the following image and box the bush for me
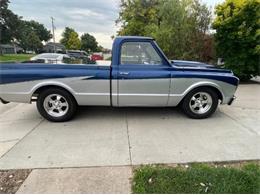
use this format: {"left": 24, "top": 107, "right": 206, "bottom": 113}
{"left": 213, "top": 0, "right": 260, "bottom": 81}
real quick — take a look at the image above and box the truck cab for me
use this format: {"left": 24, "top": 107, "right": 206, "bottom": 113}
{"left": 111, "top": 36, "right": 172, "bottom": 107}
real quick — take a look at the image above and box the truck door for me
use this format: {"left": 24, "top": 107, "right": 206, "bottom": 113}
{"left": 116, "top": 41, "right": 171, "bottom": 106}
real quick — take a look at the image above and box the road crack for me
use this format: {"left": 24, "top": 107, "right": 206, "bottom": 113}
{"left": 220, "top": 111, "right": 259, "bottom": 136}
{"left": 0, "top": 139, "right": 20, "bottom": 143}
{"left": 0, "top": 119, "right": 44, "bottom": 159}
{"left": 125, "top": 112, "right": 132, "bottom": 165}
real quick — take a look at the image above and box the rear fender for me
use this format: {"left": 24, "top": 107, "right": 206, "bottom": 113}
{"left": 30, "top": 81, "right": 77, "bottom": 101}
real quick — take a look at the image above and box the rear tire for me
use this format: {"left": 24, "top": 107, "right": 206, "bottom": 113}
{"left": 182, "top": 87, "right": 219, "bottom": 119}
{"left": 37, "top": 88, "right": 77, "bottom": 122}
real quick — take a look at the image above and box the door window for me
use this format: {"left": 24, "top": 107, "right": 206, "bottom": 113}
{"left": 120, "top": 42, "right": 162, "bottom": 65}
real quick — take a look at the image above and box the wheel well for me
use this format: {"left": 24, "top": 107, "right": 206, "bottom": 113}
{"left": 202, "top": 86, "right": 223, "bottom": 102}
{"left": 179, "top": 85, "right": 223, "bottom": 105}
{"left": 32, "top": 85, "right": 78, "bottom": 104}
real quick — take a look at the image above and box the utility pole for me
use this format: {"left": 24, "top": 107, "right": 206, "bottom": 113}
{"left": 51, "top": 17, "right": 56, "bottom": 53}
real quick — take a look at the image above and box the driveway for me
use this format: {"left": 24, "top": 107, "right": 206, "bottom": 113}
{"left": 0, "top": 83, "right": 259, "bottom": 170}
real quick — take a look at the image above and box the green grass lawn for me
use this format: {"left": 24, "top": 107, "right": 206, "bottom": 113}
{"left": 133, "top": 163, "right": 260, "bottom": 194}
{"left": 0, "top": 54, "right": 35, "bottom": 62}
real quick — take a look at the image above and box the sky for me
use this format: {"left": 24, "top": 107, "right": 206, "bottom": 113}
{"left": 9, "top": 0, "right": 224, "bottom": 49}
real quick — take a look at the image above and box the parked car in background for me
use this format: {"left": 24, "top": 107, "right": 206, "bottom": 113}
{"left": 66, "top": 50, "right": 96, "bottom": 64}
{"left": 95, "top": 60, "right": 111, "bottom": 66}
{"left": 30, "top": 53, "right": 71, "bottom": 64}
{"left": 91, "top": 52, "right": 103, "bottom": 61}
{"left": 67, "top": 50, "right": 88, "bottom": 59}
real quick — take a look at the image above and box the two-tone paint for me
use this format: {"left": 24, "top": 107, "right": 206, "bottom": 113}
{"left": 0, "top": 36, "right": 239, "bottom": 107}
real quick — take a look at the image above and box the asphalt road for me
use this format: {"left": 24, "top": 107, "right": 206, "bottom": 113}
{"left": 0, "top": 83, "right": 259, "bottom": 170}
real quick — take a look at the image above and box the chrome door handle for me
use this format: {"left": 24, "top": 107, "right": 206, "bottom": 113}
{"left": 119, "top": 72, "right": 129, "bottom": 75}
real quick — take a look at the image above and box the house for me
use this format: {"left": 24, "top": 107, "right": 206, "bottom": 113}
{"left": 43, "top": 42, "right": 66, "bottom": 53}
{"left": 0, "top": 44, "right": 23, "bottom": 54}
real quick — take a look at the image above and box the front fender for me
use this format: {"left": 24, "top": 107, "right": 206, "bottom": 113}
{"left": 182, "top": 81, "right": 224, "bottom": 100}
{"left": 168, "top": 78, "right": 229, "bottom": 106}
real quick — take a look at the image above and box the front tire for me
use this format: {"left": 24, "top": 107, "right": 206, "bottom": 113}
{"left": 37, "top": 88, "right": 77, "bottom": 122}
{"left": 182, "top": 87, "right": 219, "bottom": 119}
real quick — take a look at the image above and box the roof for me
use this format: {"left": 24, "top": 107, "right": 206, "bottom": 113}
{"left": 116, "top": 36, "right": 154, "bottom": 40}
{"left": 0, "top": 44, "right": 22, "bottom": 49}
{"left": 113, "top": 36, "right": 155, "bottom": 48}
{"left": 0, "top": 44, "right": 14, "bottom": 48}
{"left": 0, "top": 44, "right": 19, "bottom": 48}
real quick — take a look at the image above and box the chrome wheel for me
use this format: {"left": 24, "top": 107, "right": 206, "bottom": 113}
{"left": 189, "top": 92, "right": 213, "bottom": 114}
{"left": 43, "top": 94, "right": 69, "bottom": 117}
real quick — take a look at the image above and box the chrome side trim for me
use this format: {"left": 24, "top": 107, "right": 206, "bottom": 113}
{"left": 75, "top": 93, "right": 110, "bottom": 96}
{"left": 117, "top": 93, "right": 169, "bottom": 97}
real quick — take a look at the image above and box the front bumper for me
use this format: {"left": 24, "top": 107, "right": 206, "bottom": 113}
{"left": 227, "top": 96, "right": 236, "bottom": 105}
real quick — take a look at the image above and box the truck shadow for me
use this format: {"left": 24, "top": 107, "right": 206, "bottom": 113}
{"left": 75, "top": 106, "right": 222, "bottom": 121}
{"left": 77, "top": 106, "right": 181, "bottom": 118}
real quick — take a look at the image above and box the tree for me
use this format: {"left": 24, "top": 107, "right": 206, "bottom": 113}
{"left": 16, "top": 20, "right": 52, "bottom": 53}
{"left": 18, "top": 21, "right": 43, "bottom": 52}
{"left": 19, "top": 31, "right": 42, "bottom": 53}
{"left": 116, "top": 0, "right": 161, "bottom": 36}
{"left": 23, "top": 20, "right": 52, "bottom": 42}
{"left": 213, "top": 0, "right": 260, "bottom": 80}
{"left": 81, "top": 33, "right": 98, "bottom": 52}
{"left": 60, "top": 27, "right": 76, "bottom": 48}
{"left": 0, "top": 0, "right": 22, "bottom": 44}
{"left": 0, "top": 0, "right": 51, "bottom": 53}
{"left": 96, "top": 45, "right": 104, "bottom": 52}
{"left": 116, "top": 0, "right": 214, "bottom": 62}
{"left": 67, "top": 31, "right": 81, "bottom": 50}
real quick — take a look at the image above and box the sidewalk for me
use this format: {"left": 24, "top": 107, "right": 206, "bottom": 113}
{"left": 16, "top": 166, "right": 132, "bottom": 193}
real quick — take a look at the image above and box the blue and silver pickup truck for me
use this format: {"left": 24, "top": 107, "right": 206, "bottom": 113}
{"left": 0, "top": 36, "right": 239, "bottom": 122}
